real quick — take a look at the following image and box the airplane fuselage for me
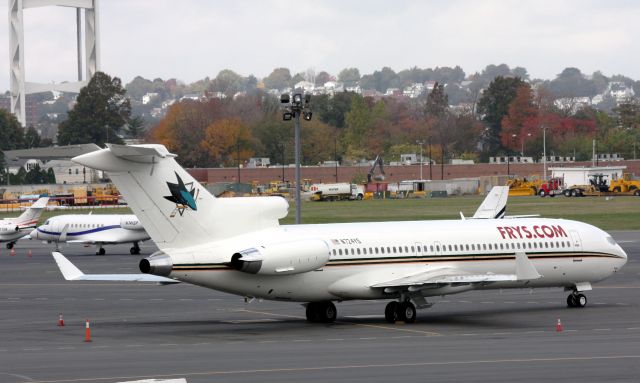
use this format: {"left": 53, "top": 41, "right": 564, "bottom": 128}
{"left": 162, "top": 218, "right": 627, "bottom": 302}
{"left": 32, "top": 214, "right": 149, "bottom": 244}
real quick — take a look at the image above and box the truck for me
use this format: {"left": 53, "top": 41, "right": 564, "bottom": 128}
{"left": 563, "top": 174, "right": 640, "bottom": 197}
{"left": 537, "top": 177, "right": 564, "bottom": 197}
{"left": 310, "top": 183, "right": 365, "bottom": 201}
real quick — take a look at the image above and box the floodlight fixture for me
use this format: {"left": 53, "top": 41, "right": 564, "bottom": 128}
{"left": 303, "top": 111, "right": 312, "bottom": 121}
{"left": 283, "top": 112, "right": 293, "bottom": 121}
{"left": 293, "top": 93, "right": 303, "bottom": 106}
{"left": 280, "top": 94, "right": 290, "bottom": 104}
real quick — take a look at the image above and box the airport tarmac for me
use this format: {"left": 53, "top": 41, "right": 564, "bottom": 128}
{"left": 0, "top": 232, "right": 638, "bottom": 383}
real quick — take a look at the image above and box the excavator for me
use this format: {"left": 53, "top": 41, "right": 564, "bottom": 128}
{"left": 367, "top": 155, "right": 385, "bottom": 183}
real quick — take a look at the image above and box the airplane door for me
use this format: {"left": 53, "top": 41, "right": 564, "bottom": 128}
{"left": 569, "top": 230, "right": 583, "bottom": 251}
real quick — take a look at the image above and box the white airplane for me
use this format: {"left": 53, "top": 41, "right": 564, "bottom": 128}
{"left": 52, "top": 144, "right": 628, "bottom": 324}
{"left": 31, "top": 213, "right": 149, "bottom": 255}
{"left": 0, "top": 197, "right": 49, "bottom": 249}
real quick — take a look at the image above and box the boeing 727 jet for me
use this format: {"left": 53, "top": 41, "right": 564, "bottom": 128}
{"left": 51, "top": 144, "right": 627, "bottom": 323}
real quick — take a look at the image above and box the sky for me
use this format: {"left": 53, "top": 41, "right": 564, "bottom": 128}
{"left": 1, "top": 0, "right": 640, "bottom": 91}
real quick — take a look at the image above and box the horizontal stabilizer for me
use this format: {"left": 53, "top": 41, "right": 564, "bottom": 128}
{"left": 52, "top": 252, "right": 179, "bottom": 283}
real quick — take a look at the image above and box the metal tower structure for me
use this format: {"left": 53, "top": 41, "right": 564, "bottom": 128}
{"left": 9, "top": 0, "right": 100, "bottom": 126}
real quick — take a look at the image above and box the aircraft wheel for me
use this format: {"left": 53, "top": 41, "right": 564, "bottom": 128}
{"left": 398, "top": 301, "right": 416, "bottom": 323}
{"left": 96, "top": 248, "right": 106, "bottom": 256}
{"left": 6, "top": 242, "right": 14, "bottom": 249}
{"left": 567, "top": 294, "right": 577, "bottom": 307}
{"left": 130, "top": 246, "right": 141, "bottom": 255}
{"left": 575, "top": 294, "right": 587, "bottom": 308}
{"left": 385, "top": 301, "right": 399, "bottom": 323}
{"left": 319, "top": 301, "right": 337, "bottom": 323}
{"left": 305, "top": 302, "right": 320, "bottom": 322}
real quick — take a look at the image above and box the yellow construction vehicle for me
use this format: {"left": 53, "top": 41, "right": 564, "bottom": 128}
{"left": 609, "top": 173, "right": 640, "bottom": 195}
{"left": 506, "top": 177, "right": 540, "bottom": 196}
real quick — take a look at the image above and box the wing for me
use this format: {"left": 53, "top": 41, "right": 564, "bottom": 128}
{"left": 371, "top": 252, "right": 541, "bottom": 290}
{"left": 52, "top": 251, "right": 179, "bottom": 284}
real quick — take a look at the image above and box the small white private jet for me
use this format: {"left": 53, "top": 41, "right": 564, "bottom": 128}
{"left": 31, "top": 213, "right": 149, "bottom": 255}
{"left": 51, "top": 144, "right": 627, "bottom": 324}
{"left": 0, "top": 197, "right": 49, "bottom": 249}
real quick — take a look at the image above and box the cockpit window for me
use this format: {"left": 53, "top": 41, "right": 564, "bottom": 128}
{"left": 44, "top": 220, "right": 50, "bottom": 225}
{"left": 606, "top": 236, "right": 618, "bottom": 246}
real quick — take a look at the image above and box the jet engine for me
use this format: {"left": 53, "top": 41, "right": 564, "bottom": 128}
{"left": 230, "top": 239, "right": 330, "bottom": 275}
{"left": 0, "top": 222, "right": 19, "bottom": 233}
{"left": 120, "top": 217, "right": 144, "bottom": 231}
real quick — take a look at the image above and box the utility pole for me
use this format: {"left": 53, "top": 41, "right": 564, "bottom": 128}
{"left": 416, "top": 140, "right": 425, "bottom": 180}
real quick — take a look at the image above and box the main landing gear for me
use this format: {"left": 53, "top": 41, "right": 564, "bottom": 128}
{"left": 305, "top": 301, "right": 337, "bottom": 323}
{"left": 130, "top": 242, "right": 141, "bottom": 255}
{"left": 6, "top": 242, "right": 15, "bottom": 250}
{"left": 385, "top": 301, "right": 417, "bottom": 323}
{"left": 95, "top": 245, "right": 106, "bottom": 256}
{"left": 567, "top": 292, "right": 587, "bottom": 308}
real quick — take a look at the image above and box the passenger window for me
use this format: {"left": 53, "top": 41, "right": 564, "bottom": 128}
{"left": 398, "top": 247, "right": 402, "bottom": 254}
{"left": 381, "top": 247, "right": 385, "bottom": 254}
{"left": 351, "top": 249, "right": 355, "bottom": 255}
{"left": 357, "top": 248, "right": 361, "bottom": 255}
{"left": 393, "top": 247, "right": 397, "bottom": 253}
{"left": 430, "top": 245, "right": 434, "bottom": 252}
{"left": 448, "top": 245, "right": 452, "bottom": 251}
{"left": 436, "top": 245, "right": 440, "bottom": 252}
{"left": 332, "top": 249, "right": 336, "bottom": 256}
{"left": 387, "top": 247, "right": 391, "bottom": 253}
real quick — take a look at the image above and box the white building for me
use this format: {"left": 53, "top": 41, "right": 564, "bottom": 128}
{"left": 550, "top": 166, "right": 626, "bottom": 187}
{"left": 42, "top": 160, "right": 103, "bottom": 184}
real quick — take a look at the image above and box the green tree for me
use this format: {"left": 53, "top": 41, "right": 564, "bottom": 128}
{"left": 127, "top": 115, "right": 145, "bottom": 138}
{"left": 209, "top": 69, "right": 244, "bottom": 96}
{"left": 46, "top": 167, "right": 56, "bottom": 183}
{"left": 477, "top": 76, "right": 526, "bottom": 155}
{"left": 0, "top": 109, "right": 27, "bottom": 150}
{"left": 338, "top": 68, "right": 360, "bottom": 87}
{"left": 263, "top": 68, "right": 292, "bottom": 90}
{"left": 24, "top": 126, "right": 41, "bottom": 148}
{"left": 57, "top": 72, "right": 131, "bottom": 146}
{"left": 425, "top": 82, "right": 448, "bottom": 118}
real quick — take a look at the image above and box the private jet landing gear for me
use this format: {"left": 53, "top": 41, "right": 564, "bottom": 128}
{"left": 567, "top": 292, "right": 587, "bottom": 308}
{"left": 385, "top": 301, "right": 417, "bottom": 324}
{"left": 96, "top": 246, "right": 106, "bottom": 256}
{"left": 305, "top": 301, "right": 337, "bottom": 323}
{"left": 6, "top": 242, "right": 15, "bottom": 250}
{"left": 130, "top": 242, "right": 141, "bottom": 255}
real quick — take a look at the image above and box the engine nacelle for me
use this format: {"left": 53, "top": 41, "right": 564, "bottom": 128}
{"left": 0, "top": 222, "right": 19, "bottom": 233}
{"left": 120, "top": 217, "right": 144, "bottom": 231}
{"left": 230, "top": 239, "right": 330, "bottom": 275}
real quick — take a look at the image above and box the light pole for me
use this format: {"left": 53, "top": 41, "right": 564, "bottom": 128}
{"left": 281, "top": 93, "right": 312, "bottom": 225}
{"left": 416, "top": 140, "right": 425, "bottom": 180}
{"left": 542, "top": 125, "right": 548, "bottom": 180}
{"left": 428, "top": 137, "right": 432, "bottom": 180}
{"left": 334, "top": 134, "right": 338, "bottom": 183}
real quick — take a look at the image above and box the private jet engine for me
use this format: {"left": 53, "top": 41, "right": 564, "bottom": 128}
{"left": 230, "top": 239, "right": 330, "bottom": 275}
{"left": 120, "top": 217, "right": 145, "bottom": 231}
{"left": 0, "top": 222, "right": 20, "bottom": 233}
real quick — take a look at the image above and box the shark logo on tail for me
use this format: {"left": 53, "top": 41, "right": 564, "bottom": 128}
{"left": 164, "top": 172, "right": 198, "bottom": 217}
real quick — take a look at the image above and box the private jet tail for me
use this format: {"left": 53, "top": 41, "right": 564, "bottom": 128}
{"left": 72, "top": 144, "right": 288, "bottom": 249}
{"left": 471, "top": 186, "right": 508, "bottom": 219}
{"left": 10, "top": 197, "right": 49, "bottom": 228}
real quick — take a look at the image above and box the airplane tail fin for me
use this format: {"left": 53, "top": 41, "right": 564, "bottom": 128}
{"left": 472, "top": 186, "right": 508, "bottom": 219}
{"left": 14, "top": 197, "right": 49, "bottom": 227}
{"left": 72, "top": 144, "right": 288, "bottom": 249}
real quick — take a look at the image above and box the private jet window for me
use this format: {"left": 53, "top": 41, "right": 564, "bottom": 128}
{"left": 351, "top": 249, "right": 355, "bottom": 255}
{"left": 332, "top": 249, "right": 336, "bottom": 256}
{"left": 483, "top": 244, "right": 487, "bottom": 250}
{"left": 436, "top": 245, "right": 440, "bottom": 252}
{"left": 499, "top": 244, "right": 503, "bottom": 250}
{"left": 405, "top": 246, "right": 409, "bottom": 253}
{"left": 545, "top": 242, "right": 549, "bottom": 248}
{"left": 369, "top": 247, "right": 373, "bottom": 254}
{"left": 517, "top": 243, "right": 521, "bottom": 249}
{"left": 511, "top": 243, "right": 515, "bottom": 249}
{"left": 454, "top": 245, "right": 458, "bottom": 251}
{"left": 356, "top": 248, "right": 360, "bottom": 255}
{"left": 387, "top": 247, "right": 391, "bottom": 253}
{"left": 430, "top": 245, "right": 434, "bottom": 252}
{"left": 393, "top": 246, "right": 397, "bottom": 253}
{"left": 375, "top": 247, "right": 380, "bottom": 254}
{"left": 448, "top": 245, "right": 452, "bottom": 251}
{"left": 410, "top": 246, "right": 414, "bottom": 253}
{"left": 471, "top": 244, "right": 475, "bottom": 251}
{"left": 556, "top": 241, "right": 559, "bottom": 248}
{"left": 488, "top": 244, "right": 492, "bottom": 250}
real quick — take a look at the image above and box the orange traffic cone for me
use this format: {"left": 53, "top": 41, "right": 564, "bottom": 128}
{"left": 27, "top": 249, "right": 32, "bottom": 258}
{"left": 556, "top": 318, "right": 563, "bottom": 332}
{"left": 84, "top": 319, "right": 92, "bottom": 342}
{"left": 57, "top": 313, "right": 65, "bottom": 326}
{"left": 10, "top": 248, "right": 16, "bottom": 256}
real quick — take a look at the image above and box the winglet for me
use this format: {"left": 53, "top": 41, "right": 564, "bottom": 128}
{"left": 515, "top": 252, "right": 541, "bottom": 280}
{"left": 52, "top": 251, "right": 84, "bottom": 281}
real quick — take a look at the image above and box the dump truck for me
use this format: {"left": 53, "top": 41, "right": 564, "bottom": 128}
{"left": 310, "top": 183, "right": 365, "bottom": 201}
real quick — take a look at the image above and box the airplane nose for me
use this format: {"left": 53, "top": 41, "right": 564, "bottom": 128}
{"left": 29, "top": 228, "right": 39, "bottom": 240}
